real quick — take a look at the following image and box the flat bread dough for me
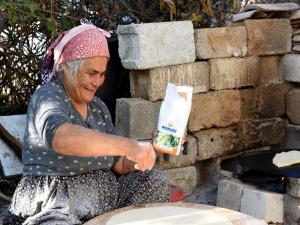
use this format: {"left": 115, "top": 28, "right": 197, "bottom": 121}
{"left": 107, "top": 206, "right": 233, "bottom": 225}
{"left": 273, "top": 150, "right": 300, "bottom": 167}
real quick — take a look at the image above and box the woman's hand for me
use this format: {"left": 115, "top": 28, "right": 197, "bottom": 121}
{"left": 125, "top": 141, "right": 156, "bottom": 171}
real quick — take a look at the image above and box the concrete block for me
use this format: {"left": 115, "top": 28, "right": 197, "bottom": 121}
{"left": 242, "top": 118, "right": 285, "bottom": 149}
{"left": 188, "top": 90, "right": 241, "bottom": 132}
{"left": 210, "top": 57, "right": 259, "bottom": 90}
{"left": 115, "top": 98, "right": 160, "bottom": 140}
{"left": 130, "top": 62, "right": 209, "bottom": 101}
{"left": 258, "top": 56, "right": 282, "bottom": 84}
{"left": 117, "top": 21, "right": 196, "bottom": 69}
{"left": 286, "top": 89, "right": 300, "bottom": 124}
{"left": 284, "top": 194, "right": 300, "bottom": 225}
{"left": 195, "top": 26, "right": 247, "bottom": 59}
{"left": 164, "top": 166, "right": 197, "bottom": 195}
{"left": 280, "top": 54, "right": 300, "bottom": 82}
{"left": 282, "top": 124, "right": 300, "bottom": 150}
{"left": 286, "top": 177, "right": 300, "bottom": 198}
{"left": 240, "top": 187, "right": 284, "bottom": 223}
{"left": 158, "top": 135, "right": 197, "bottom": 169}
{"left": 194, "top": 125, "right": 243, "bottom": 161}
{"left": 245, "top": 19, "right": 292, "bottom": 56}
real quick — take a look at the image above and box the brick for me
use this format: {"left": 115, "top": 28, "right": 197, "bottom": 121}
{"left": 117, "top": 21, "right": 195, "bottom": 69}
{"left": 242, "top": 118, "right": 285, "bottom": 149}
{"left": 286, "top": 178, "right": 300, "bottom": 198}
{"left": 130, "top": 62, "right": 209, "bottom": 101}
{"left": 240, "top": 187, "right": 284, "bottom": 223}
{"left": 280, "top": 54, "right": 300, "bottom": 82}
{"left": 286, "top": 89, "right": 300, "bottom": 124}
{"left": 283, "top": 194, "right": 300, "bottom": 225}
{"left": 258, "top": 56, "right": 282, "bottom": 84}
{"left": 158, "top": 135, "right": 197, "bottom": 169}
{"left": 194, "top": 125, "right": 243, "bottom": 161}
{"left": 188, "top": 90, "right": 241, "bottom": 132}
{"left": 282, "top": 124, "right": 300, "bottom": 150}
{"left": 115, "top": 98, "right": 160, "bottom": 140}
{"left": 245, "top": 19, "right": 292, "bottom": 56}
{"left": 164, "top": 166, "right": 197, "bottom": 195}
{"left": 257, "top": 83, "right": 293, "bottom": 118}
{"left": 194, "top": 26, "right": 247, "bottom": 59}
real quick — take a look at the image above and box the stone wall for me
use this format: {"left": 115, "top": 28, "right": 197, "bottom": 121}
{"left": 115, "top": 18, "right": 297, "bottom": 196}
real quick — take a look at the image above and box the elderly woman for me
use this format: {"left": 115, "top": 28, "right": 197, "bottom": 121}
{"left": 4, "top": 24, "right": 170, "bottom": 225}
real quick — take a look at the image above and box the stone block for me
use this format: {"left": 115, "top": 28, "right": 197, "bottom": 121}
{"left": 130, "top": 62, "right": 209, "bottom": 101}
{"left": 117, "top": 21, "right": 196, "bottom": 69}
{"left": 282, "top": 124, "right": 300, "bottom": 150}
{"left": 115, "top": 98, "right": 160, "bottom": 140}
{"left": 256, "top": 83, "right": 292, "bottom": 118}
{"left": 283, "top": 194, "right": 300, "bottom": 225}
{"left": 286, "top": 177, "right": 300, "bottom": 198}
{"left": 242, "top": 118, "right": 285, "bottom": 149}
{"left": 158, "top": 135, "right": 197, "bottom": 169}
{"left": 194, "top": 125, "right": 243, "bottom": 161}
{"left": 245, "top": 19, "right": 292, "bottom": 56}
{"left": 164, "top": 166, "right": 197, "bottom": 195}
{"left": 239, "top": 88, "right": 259, "bottom": 120}
{"left": 280, "top": 54, "right": 300, "bottom": 82}
{"left": 258, "top": 56, "right": 282, "bottom": 84}
{"left": 286, "top": 89, "right": 300, "bottom": 124}
{"left": 188, "top": 90, "right": 241, "bottom": 132}
{"left": 240, "top": 187, "right": 284, "bottom": 223}
{"left": 194, "top": 26, "right": 247, "bottom": 59}
{"left": 209, "top": 57, "right": 259, "bottom": 90}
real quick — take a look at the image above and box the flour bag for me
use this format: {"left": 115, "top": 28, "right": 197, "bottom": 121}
{"left": 153, "top": 83, "right": 193, "bottom": 155}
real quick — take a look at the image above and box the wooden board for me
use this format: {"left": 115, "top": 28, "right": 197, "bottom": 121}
{"left": 84, "top": 203, "right": 267, "bottom": 225}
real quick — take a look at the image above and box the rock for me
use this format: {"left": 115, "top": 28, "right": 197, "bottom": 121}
{"left": 282, "top": 124, "right": 300, "bottom": 150}
{"left": 258, "top": 56, "right": 282, "bottom": 84}
{"left": 286, "top": 177, "right": 300, "bottom": 198}
{"left": 286, "top": 89, "right": 300, "bottom": 125}
{"left": 280, "top": 54, "right": 300, "bottom": 83}
{"left": 283, "top": 194, "right": 300, "bottom": 225}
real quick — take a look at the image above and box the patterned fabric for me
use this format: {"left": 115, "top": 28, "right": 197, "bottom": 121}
{"left": 4, "top": 169, "right": 170, "bottom": 225}
{"left": 22, "top": 80, "right": 116, "bottom": 176}
{"left": 41, "top": 23, "right": 111, "bottom": 85}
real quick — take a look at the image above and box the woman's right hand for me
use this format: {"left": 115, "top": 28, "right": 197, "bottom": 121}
{"left": 126, "top": 141, "right": 156, "bottom": 171}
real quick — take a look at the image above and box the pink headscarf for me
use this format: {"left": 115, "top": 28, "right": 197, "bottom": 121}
{"left": 41, "top": 24, "right": 111, "bottom": 84}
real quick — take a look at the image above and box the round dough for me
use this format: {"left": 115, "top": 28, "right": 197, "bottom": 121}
{"left": 107, "top": 206, "right": 233, "bottom": 225}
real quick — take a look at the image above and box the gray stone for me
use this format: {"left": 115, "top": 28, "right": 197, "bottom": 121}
{"left": 245, "top": 19, "right": 292, "bottom": 56}
{"left": 286, "top": 177, "right": 300, "bottom": 198}
{"left": 0, "top": 115, "right": 25, "bottom": 177}
{"left": 286, "top": 89, "right": 300, "bottom": 125}
{"left": 115, "top": 98, "right": 160, "bottom": 140}
{"left": 130, "top": 62, "right": 209, "bottom": 101}
{"left": 194, "top": 26, "right": 247, "bottom": 59}
{"left": 280, "top": 54, "right": 300, "bottom": 82}
{"left": 209, "top": 57, "right": 259, "bottom": 90}
{"left": 117, "top": 21, "right": 196, "bottom": 69}
{"left": 164, "top": 166, "right": 197, "bottom": 195}
{"left": 282, "top": 124, "right": 300, "bottom": 150}
{"left": 283, "top": 194, "right": 300, "bottom": 225}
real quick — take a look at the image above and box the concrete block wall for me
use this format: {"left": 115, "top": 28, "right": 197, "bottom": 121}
{"left": 116, "top": 18, "right": 296, "bottom": 199}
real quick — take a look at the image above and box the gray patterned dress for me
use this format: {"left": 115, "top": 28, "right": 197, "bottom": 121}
{"left": 4, "top": 81, "right": 170, "bottom": 225}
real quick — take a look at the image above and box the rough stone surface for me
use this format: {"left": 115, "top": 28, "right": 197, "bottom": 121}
{"left": 282, "top": 124, "right": 300, "bottom": 150}
{"left": 242, "top": 118, "right": 285, "bottom": 149}
{"left": 158, "top": 135, "right": 197, "bottom": 169}
{"left": 117, "top": 21, "right": 196, "bottom": 69}
{"left": 209, "top": 57, "right": 259, "bottom": 90}
{"left": 130, "top": 62, "right": 209, "bottom": 101}
{"left": 283, "top": 194, "right": 300, "bottom": 225}
{"left": 115, "top": 98, "right": 160, "bottom": 140}
{"left": 286, "top": 89, "right": 300, "bottom": 125}
{"left": 258, "top": 56, "right": 282, "bottom": 84}
{"left": 164, "top": 166, "right": 197, "bottom": 195}
{"left": 239, "top": 88, "right": 259, "bottom": 120}
{"left": 245, "top": 19, "right": 292, "bottom": 56}
{"left": 256, "top": 83, "right": 293, "bottom": 118}
{"left": 188, "top": 90, "right": 241, "bottom": 132}
{"left": 194, "top": 125, "right": 243, "bottom": 161}
{"left": 286, "top": 177, "right": 300, "bottom": 198}
{"left": 280, "top": 54, "right": 300, "bottom": 82}
{"left": 240, "top": 187, "right": 284, "bottom": 223}
{"left": 194, "top": 26, "right": 247, "bottom": 59}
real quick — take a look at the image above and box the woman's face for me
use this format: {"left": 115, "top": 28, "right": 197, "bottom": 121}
{"left": 63, "top": 56, "right": 108, "bottom": 104}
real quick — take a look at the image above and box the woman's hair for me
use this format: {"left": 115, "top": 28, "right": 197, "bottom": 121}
{"left": 55, "top": 59, "right": 85, "bottom": 86}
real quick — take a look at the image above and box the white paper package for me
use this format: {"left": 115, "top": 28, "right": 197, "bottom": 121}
{"left": 153, "top": 83, "right": 193, "bottom": 155}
